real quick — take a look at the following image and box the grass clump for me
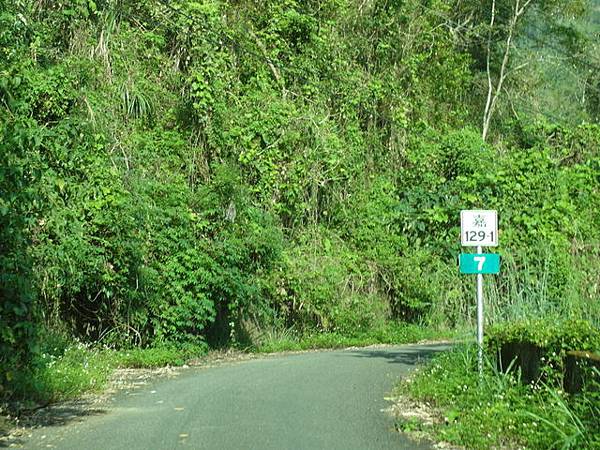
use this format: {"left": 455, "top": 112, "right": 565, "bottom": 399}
{"left": 397, "top": 343, "right": 600, "bottom": 449}
{"left": 4, "top": 338, "right": 209, "bottom": 406}
{"left": 112, "top": 342, "right": 208, "bottom": 368}
{"left": 253, "top": 322, "right": 452, "bottom": 353}
{"left": 7, "top": 343, "right": 114, "bottom": 405}
{"left": 35, "top": 344, "right": 113, "bottom": 402}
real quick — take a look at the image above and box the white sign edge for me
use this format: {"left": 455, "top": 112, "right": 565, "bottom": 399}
{"left": 460, "top": 209, "right": 498, "bottom": 247}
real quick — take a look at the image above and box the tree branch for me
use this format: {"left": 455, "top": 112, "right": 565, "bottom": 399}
{"left": 482, "top": 0, "right": 532, "bottom": 142}
{"left": 482, "top": 0, "right": 496, "bottom": 141}
{"left": 249, "top": 30, "right": 288, "bottom": 99}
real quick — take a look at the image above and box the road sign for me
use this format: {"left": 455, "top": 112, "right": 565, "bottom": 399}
{"left": 460, "top": 209, "right": 499, "bottom": 379}
{"left": 459, "top": 253, "right": 500, "bottom": 274}
{"left": 461, "top": 210, "right": 498, "bottom": 247}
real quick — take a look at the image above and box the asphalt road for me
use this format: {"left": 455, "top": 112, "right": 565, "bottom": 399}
{"left": 19, "top": 343, "right": 447, "bottom": 450}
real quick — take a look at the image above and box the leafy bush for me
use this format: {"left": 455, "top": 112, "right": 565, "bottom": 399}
{"left": 488, "top": 319, "right": 600, "bottom": 355}
{"left": 0, "top": 118, "right": 39, "bottom": 397}
{"left": 486, "top": 319, "right": 600, "bottom": 385}
{"left": 265, "top": 227, "right": 389, "bottom": 333}
{"left": 400, "top": 343, "right": 600, "bottom": 449}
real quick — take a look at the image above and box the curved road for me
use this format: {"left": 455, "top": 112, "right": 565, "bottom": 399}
{"left": 20, "top": 343, "right": 447, "bottom": 450}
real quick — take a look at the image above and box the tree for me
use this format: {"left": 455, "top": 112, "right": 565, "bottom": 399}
{"left": 444, "top": 0, "right": 593, "bottom": 138}
{"left": 482, "top": 0, "right": 532, "bottom": 141}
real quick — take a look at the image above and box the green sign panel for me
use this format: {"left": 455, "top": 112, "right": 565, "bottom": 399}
{"left": 459, "top": 253, "right": 500, "bottom": 274}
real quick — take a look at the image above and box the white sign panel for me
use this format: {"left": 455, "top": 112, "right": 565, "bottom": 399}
{"left": 461, "top": 210, "right": 498, "bottom": 247}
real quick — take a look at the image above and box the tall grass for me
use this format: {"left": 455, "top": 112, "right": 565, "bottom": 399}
{"left": 481, "top": 248, "right": 598, "bottom": 326}
{"left": 486, "top": 250, "right": 558, "bottom": 324}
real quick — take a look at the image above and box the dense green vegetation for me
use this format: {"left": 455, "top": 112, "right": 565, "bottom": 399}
{"left": 1, "top": 0, "right": 599, "bottom": 428}
{"left": 400, "top": 321, "right": 599, "bottom": 449}
{"left": 16, "top": 334, "right": 209, "bottom": 404}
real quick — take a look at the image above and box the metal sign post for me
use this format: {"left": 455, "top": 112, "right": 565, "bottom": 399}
{"left": 476, "top": 245, "right": 484, "bottom": 378}
{"left": 460, "top": 210, "right": 499, "bottom": 379}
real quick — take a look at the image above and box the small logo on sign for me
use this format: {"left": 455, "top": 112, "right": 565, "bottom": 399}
{"left": 473, "top": 215, "right": 486, "bottom": 228}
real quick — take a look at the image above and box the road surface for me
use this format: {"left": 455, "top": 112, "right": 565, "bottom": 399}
{"left": 18, "top": 343, "right": 447, "bottom": 450}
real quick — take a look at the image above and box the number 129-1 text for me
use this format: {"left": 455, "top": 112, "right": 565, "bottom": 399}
{"left": 464, "top": 231, "right": 494, "bottom": 243}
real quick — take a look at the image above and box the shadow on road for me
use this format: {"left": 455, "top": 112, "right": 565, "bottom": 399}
{"left": 0, "top": 401, "right": 107, "bottom": 448}
{"left": 348, "top": 344, "right": 451, "bottom": 366}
